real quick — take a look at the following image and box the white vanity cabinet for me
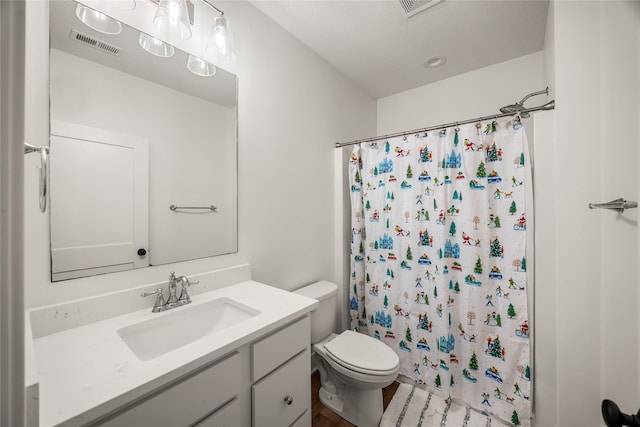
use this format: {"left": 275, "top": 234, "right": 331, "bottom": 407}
{"left": 251, "top": 316, "right": 311, "bottom": 427}
{"left": 29, "top": 280, "right": 319, "bottom": 427}
{"left": 89, "top": 316, "right": 311, "bottom": 427}
{"left": 94, "top": 349, "right": 251, "bottom": 427}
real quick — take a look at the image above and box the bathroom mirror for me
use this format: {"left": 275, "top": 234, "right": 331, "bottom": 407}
{"left": 48, "top": 1, "right": 238, "bottom": 281}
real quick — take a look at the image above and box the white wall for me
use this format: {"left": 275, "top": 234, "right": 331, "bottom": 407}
{"left": 1, "top": 1, "right": 27, "bottom": 423}
{"left": 599, "top": 0, "right": 639, "bottom": 417}
{"left": 531, "top": 9, "right": 557, "bottom": 425}
{"left": 377, "top": 52, "right": 546, "bottom": 145}
{"left": 24, "top": 0, "right": 376, "bottom": 308}
{"left": 535, "top": 1, "right": 640, "bottom": 426}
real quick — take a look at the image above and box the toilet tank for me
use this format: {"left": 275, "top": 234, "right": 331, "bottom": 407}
{"left": 293, "top": 281, "right": 338, "bottom": 344}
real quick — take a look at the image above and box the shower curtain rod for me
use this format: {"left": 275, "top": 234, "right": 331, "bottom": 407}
{"left": 334, "top": 100, "right": 555, "bottom": 148}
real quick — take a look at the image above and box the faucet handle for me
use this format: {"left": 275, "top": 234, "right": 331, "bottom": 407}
{"left": 141, "top": 288, "right": 166, "bottom": 313}
{"left": 141, "top": 287, "right": 164, "bottom": 297}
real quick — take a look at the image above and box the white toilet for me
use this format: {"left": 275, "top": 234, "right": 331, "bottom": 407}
{"left": 295, "top": 281, "right": 399, "bottom": 427}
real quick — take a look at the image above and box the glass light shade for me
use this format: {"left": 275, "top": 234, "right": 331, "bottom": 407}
{"left": 205, "top": 16, "right": 236, "bottom": 64}
{"left": 138, "top": 32, "right": 175, "bottom": 57}
{"left": 75, "top": 4, "right": 122, "bottom": 35}
{"left": 153, "top": 0, "right": 192, "bottom": 40}
{"left": 187, "top": 55, "right": 217, "bottom": 77}
{"left": 112, "top": 0, "right": 136, "bottom": 11}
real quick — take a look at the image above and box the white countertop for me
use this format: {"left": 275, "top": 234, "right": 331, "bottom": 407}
{"left": 31, "top": 280, "right": 318, "bottom": 427}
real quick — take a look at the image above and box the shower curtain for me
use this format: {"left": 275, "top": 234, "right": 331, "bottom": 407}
{"left": 349, "top": 118, "right": 531, "bottom": 425}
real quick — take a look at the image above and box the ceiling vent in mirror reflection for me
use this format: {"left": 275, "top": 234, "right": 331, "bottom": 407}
{"left": 69, "top": 29, "right": 122, "bottom": 56}
{"left": 398, "top": 0, "right": 443, "bottom": 17}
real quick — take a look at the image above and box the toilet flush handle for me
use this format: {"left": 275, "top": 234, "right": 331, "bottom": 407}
{"left": 284, "top": 395, "right": 293, "bottom": 406}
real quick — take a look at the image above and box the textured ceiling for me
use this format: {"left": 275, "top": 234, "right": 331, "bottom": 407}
{"left": 250, "top": 0, "right": 549, "bottom": 99}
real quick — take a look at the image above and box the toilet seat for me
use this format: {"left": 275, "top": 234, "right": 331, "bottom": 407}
{"left": 324, "top": 330, "right": 399, "bottom": 376}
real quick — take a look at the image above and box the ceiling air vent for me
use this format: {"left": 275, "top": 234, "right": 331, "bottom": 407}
{"left": 398, "top": 0, "right": 443, "bottom": 17}
{"left": 69, "top": 29, "right": 122, "bottom": 56}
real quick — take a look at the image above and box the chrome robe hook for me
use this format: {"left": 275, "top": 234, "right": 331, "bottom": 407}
{"left": 589, "top": 198, "right": 638, "bottom": 213}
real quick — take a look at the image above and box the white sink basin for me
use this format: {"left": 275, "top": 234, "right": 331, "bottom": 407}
{"left": 117, "top": 298, "right": 260, "bottom": 361}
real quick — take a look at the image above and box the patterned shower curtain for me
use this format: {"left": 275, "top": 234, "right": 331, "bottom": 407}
{"left": 349, "top": 118, "right": 531, "bottom": 425}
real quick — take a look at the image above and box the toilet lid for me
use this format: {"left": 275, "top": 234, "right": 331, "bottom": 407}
{"left": 324, "top": 330, "right": 399, "bottom": 374}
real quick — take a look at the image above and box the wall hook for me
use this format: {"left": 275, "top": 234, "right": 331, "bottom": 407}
{"left": 589, "top": 198, "right": 638, "bottom": 213}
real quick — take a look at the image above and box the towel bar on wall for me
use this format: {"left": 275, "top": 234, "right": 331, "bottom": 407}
{"left": 169, "top": 205, "right": 217, "bottom": 212}
{"left": 24, "top": 142, "right": 49, "bottom": 213}
{"left": 589, "top": 198, "right": 638, "bottom": 213}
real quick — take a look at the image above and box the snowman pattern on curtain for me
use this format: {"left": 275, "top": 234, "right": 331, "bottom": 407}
{"left": 349, "top": 118, "right": 531, "bottom": 426}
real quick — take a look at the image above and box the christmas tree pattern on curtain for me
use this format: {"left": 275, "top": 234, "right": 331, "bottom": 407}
{"left": 349, "top": 118, "right": 531, "bottom": 425}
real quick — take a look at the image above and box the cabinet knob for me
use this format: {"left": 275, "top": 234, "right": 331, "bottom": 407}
{"left": 137, "top": 248, "right": 147, "bottom": 256}
{"left": 283, "top": 395, "right": 293, "bottom": 406}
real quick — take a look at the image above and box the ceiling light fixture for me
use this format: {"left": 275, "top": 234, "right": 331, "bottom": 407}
{"left": 187, "top": 55, "right": 217, "bottom": 77}
{"left": 153, "top": 0, "right": 192, "bottom": 40}
{"left": 75, "top": 3, "right": 122, "bottom": 35}
{"left": 423, "top": 55, "right": 447, "bottom": 68}
{"left": 113, "top": 0, "right": 137, "bottom": 11}
{"left": 138, "top": 32, "right": 175, "bottom": 57}
{"left": 149, "top": 0, "right": 236, "bottom": 64}
{"left": 205, "top": 15, "right": 236, "bottom": 64}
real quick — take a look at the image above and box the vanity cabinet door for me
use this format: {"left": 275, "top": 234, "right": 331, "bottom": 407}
{"left": 96, "top": 350, "right": 246, "bottom": 427}
{"left": 252, "top": 349, "right": 310, "bottom": 427}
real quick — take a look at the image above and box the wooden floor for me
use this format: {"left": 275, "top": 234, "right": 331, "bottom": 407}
{"left": 311, "top": 371, "right": 400, "bottom": 427}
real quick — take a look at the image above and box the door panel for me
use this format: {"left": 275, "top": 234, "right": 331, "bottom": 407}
{"left": 50, "top": 121, "right": 148, "bottom": 280}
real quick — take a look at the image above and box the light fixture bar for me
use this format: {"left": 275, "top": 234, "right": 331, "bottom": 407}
{"left": 200, "top": 0, "right": 224, "bottom": 16}
{"left": 146, "top": 0, "right": 224, "bottom": 20}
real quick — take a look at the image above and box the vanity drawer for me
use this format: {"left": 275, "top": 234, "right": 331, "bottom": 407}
{"left": 97, "top": 351, "right": 243, "bottom": 427}
{"left": 194, "top": 397, "right": 243, "bottom": 427}
{"left": 291, "top": 409, "right": 311, "bottom": 427}
{"left": 252, "top": 349, "right": 310, "bottom": 427}
{"left": 251, "top": 316, "right": 310, "bottom": 381}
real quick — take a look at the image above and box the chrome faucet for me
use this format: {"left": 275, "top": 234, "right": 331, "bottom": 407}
{"left": 141, "top": 272, "right": 200, "bottom": 312}
{"left": 167, "top": 272, "right": 181, "bottom": 305}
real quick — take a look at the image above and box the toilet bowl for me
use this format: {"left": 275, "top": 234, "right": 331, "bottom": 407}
{"left": 318, "top": 330, "right": 399, "bottom": 389}
{"left": 294, "top": 281, "right": 399, "bottom": 427}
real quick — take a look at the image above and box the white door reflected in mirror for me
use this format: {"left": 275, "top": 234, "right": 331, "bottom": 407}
{"left": 50, "top": 121, "right": 149, "bottom": 281}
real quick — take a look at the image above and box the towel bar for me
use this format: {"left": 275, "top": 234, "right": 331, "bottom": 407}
{"left": 169, "top": 205, "right": 217, "bottom": 212}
